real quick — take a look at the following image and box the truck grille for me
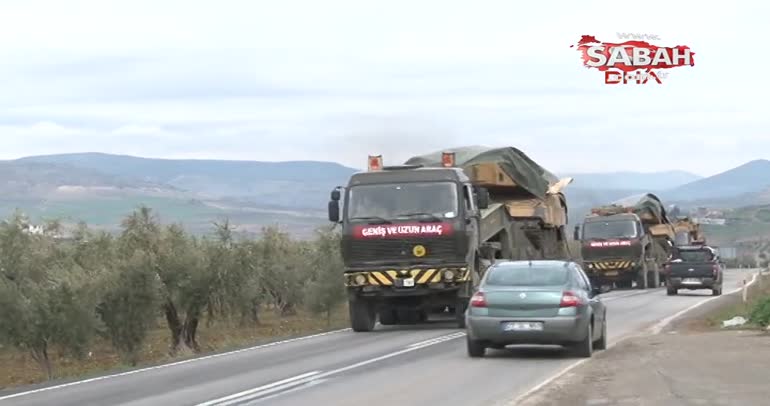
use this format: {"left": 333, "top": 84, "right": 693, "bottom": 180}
{"left": 345, "top": 238, "right": 460, "bottom": 264}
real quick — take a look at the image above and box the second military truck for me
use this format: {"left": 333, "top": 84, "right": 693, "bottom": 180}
{"left": 328, "top": 146, "right": 574, "bottom": 332}
{"left": 574, "top": 193, "right": 675, "bottom": 289}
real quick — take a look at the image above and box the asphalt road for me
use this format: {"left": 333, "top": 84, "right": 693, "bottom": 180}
{"left": 0, "top": 268, "right": 757, "bottom": 406}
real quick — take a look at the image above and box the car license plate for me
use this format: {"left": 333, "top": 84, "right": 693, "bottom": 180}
{"left": 399, "top": 278, "right": 415, "bottom": 287}
{"left": 501, "top": 322, "right": 543, "bottom": 332}
{"left": 682, "top": 278, "right": 701, "bottom": 284}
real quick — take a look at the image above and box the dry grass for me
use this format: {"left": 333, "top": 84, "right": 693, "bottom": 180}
{"left": 0, "top": 305, "right": 349, "bottom": 390}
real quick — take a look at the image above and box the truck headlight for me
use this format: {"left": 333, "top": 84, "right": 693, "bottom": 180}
{"left": 354, "top": 274, "right": 367, "bottom": 285}
{"left": 443, "top": 270, "right": 455, "bottom": 281}
{"left": 586, "top": 263, "right": 594, "bottom": 269}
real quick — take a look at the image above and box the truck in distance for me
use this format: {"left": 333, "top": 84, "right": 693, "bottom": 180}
{"left": 574, "top": 193, "right": 675, "bottom": 290}
{"left": 327, "top": 146, "right": 574, "bottom": 332}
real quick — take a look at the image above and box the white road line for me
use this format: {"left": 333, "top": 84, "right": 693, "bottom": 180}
{"left": 648, "top": 270, "right": 760, "bottom": 335}
{"left": 198, "top": 332, "right": 467, "bottom": 405}
{"left": 197, "top": 371, "right": 322, "bottom": 406}
{"left": 407, "top": 332, "right": 466, "bottom": 348}
{"left": 505, "top": 269, "right": 763, "bottom": 406}
{"left": 0, "top": 328, "right": 351, "bottom": 401}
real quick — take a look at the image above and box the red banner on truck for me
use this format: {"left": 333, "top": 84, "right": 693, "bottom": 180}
{"left": 352, "top": 222, "right": 454, "bottom": 239}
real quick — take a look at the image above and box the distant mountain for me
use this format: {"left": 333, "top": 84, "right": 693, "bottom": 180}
{"left": 563, "top": 170, "right": 702, "bottom": 191}
{"left": 18, "top": 153, "right": 358, "bottom": 209}
{"left": 0, "top": 160, "right": 175, "bottom": 197}
{"left": 665, "top": 159, "right": 770, "bottom": 201}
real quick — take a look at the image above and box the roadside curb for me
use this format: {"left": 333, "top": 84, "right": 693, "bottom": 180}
{"left": 504, "top": 268, "right": 764, "bottom": 406}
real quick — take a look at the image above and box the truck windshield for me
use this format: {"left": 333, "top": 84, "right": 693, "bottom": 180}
{"left": 347, "top": 182, "right": 459, "bottom": 221}
{"left": 583, "top": 220, "right": 637, "bottom": 239}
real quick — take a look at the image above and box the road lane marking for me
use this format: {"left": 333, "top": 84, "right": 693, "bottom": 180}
{"left": 0, "top": 328, "right": 351, "bottom": 401}
{"left": 505, "top": 269, "right": 762, "bottom": 406}
{"left": 196, "top": 371, "right": 322, "bottom": 406}
{"left": 197, "top": 332, "right": 467, "bottom": 405}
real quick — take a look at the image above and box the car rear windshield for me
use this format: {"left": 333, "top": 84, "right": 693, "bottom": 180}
{"left": 676, "top": 250, "right": 714, "bottom": 262}
{"left": 484, "top": 265, "right": 569, "bottom": 286}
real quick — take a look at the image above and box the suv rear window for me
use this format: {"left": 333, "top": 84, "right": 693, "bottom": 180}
{"left": 676, "top": 249, "right": 714, "bottom": 262}
{"left": 484, "top": 265, "right": 569, "bottom": 286}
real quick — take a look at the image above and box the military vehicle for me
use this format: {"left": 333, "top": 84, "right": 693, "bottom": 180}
{"left": 327, "top": 146, "right": 574, "bottom": 332}
{"left": 574, "top": 193, "right": 675, "bottom": 289}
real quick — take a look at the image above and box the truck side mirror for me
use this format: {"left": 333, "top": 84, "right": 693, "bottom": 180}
{"left": 476, "top": 187, "right": 490, "bottom": 210}
{"left": 330, "top": 188, "right": 341, "bottom": 201}
{"left": 328, "top": 200, "right": 340, "bottom": 223}
{"left": 573, "top": 225, "right": 580, "bottom": 241}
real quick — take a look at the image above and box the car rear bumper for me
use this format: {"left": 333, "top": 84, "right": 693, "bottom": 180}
{"left": 668, "top": 276, "right": 719, "bottom": 289}
{"left": 466, "top": 314, "right": 588, "bottom": 345}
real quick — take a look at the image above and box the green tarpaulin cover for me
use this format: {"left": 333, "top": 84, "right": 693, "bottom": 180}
{"left": 611, "top": 193, "right": 670, "bottom": 224}
{"left": 403, "top": 146, "right": 557, "bottom": 200}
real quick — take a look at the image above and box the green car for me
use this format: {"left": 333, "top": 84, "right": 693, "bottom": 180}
{"left": 465, "top": 260, "right": 607, "bottom": 358}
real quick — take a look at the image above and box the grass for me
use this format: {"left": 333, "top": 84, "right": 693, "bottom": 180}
{"left": 700, "top": 273, "right": 770, "bottom": 329}
{"left": 0, "top": 305, "right": 349, "bottom": 390}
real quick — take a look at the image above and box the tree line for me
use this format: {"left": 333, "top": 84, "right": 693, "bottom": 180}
{"left": 0, "top": 206, "right": 345, "bottom": 379}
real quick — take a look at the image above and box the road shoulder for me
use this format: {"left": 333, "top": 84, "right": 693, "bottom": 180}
{"left": 518, "top": 272, "right": 770, "bottom": 406}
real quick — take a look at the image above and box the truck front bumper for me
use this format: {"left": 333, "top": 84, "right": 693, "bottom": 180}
{"left": 344, "top": 266, "right": 470, "bottom": 297}
{"left": 583, "top": 260, "right": 638, "bottom": 282}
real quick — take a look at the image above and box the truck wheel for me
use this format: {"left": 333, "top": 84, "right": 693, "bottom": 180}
{"left": 349, "top": 299, "right": 376, "bottom": 332}
{"left": 647, "top": 265, "right": 660, "bottom": 289}
{"left": 456, "top": 300, "right": 468, "bottom": 329}
{"left": 467, "top": 336, "right": 486, "bottom": 358}
{"left": 667, "top": 286, "right": 677, "bottom": 295}
{"left": 378, "top": 307, "right": 397, "bottom": 325}
{"left": 636, "top": 267, "right": 648, "bottom": 290}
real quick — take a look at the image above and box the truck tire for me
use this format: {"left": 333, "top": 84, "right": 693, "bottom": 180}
{"left": 456, "top": 300, "right": 468, "bottom": 329}
{"left": 647, "top": 263, "right": 660, "bottom": 288}
{"left": 396, "top": 309, "right": 420, "bottom": 324}
{"left": 378, "top": 307, "right": 397, "bottom": 325}
{"left": 636, "top": 263, "right": 648, "bottom": 290}
{"left": 667, "top": 286, "right": 677, "bottom": 295}
{"left": 349, "top": 299, "right": 376, "bottom": 332}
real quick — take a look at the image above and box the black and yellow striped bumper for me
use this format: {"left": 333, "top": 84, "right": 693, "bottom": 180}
{"left": 584, "top": 260, "right": 636, "bottom": 276}
{"left": 345, "top": 267, "right": 469, "bottom": 287}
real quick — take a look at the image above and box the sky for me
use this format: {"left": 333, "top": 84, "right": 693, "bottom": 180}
{"left": 1, "top": 0, "right": 768, "bottom": 177}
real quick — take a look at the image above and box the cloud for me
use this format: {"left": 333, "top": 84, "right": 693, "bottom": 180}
{"left": 0, "top": 0, "right": 768, "bottom": 178}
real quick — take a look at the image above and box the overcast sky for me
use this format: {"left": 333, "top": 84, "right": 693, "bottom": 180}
{"left": 1, "top": 0, "right": 767, "bottom": 176}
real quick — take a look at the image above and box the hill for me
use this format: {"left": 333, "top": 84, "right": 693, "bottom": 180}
{"left": 18, "top": 153, "right": 358, "bottom": 209}
{"left": 564, "top": 170, "right": 702, "bottom": 191}
{"left": 665, "top": 159, "right": 770, "bottom": 201}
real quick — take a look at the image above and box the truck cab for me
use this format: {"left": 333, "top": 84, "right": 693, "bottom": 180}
{"left": 575, "top": 210, "right": 654, "bottom": 289}
{"left": 327, "top": 154, "right": 490, "bottom": 332}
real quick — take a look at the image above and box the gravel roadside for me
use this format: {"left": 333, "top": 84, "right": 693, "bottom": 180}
{"left": 519, "top": 273, "right": 770, "bottom": 406}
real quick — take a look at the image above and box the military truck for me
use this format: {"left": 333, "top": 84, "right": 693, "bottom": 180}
{"left": 327, "top": 146, "right": 574, "bottom": 332}
{"left": 574, "top": 193, "right": 675, "bottom": 289}
{"left": 673, "top": 218, "right": 705, "bottom": 246}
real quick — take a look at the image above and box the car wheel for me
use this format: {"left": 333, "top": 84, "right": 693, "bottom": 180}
{"left": 571, "top": 322, "right": 593, "bottom": 358}
{"left": 712, "top": 287, "right": 722, "bottom": 296}
{"left": 467, "top": 336, "right": 486, "bottom": 358}
{"left": 667, "top": 287, "right": 677, "bottom": 296}
{"left": 593, "top": 315, "right": 607, "bottom": 351}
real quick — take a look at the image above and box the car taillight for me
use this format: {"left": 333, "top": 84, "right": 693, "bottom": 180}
{"left": 560, "top": 290, "right": 583, "bottom": 307}
{"left": 470, "top": 292, "right": 487, "bottom": 307}
{"left": 712, "top": 264, "right": 719, "bottom": 278}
